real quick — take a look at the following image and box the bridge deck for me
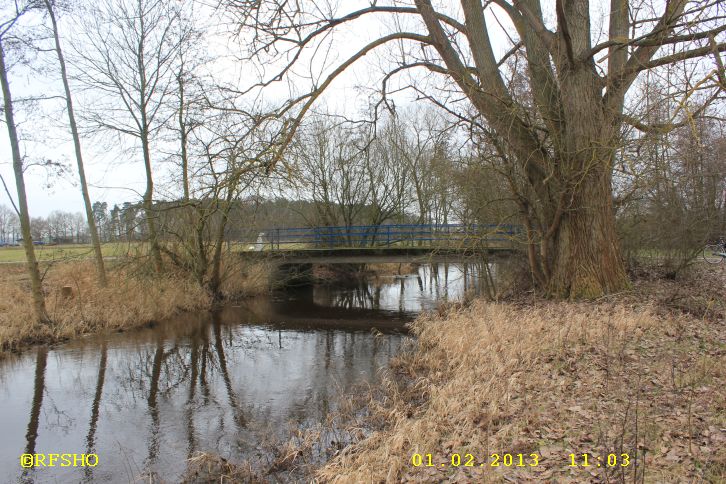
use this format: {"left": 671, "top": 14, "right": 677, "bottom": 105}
{"left": 238, "top": 223, "right": 521, "bottom": 264}
{"left": 240, "top": 246, "right": 514, "bottom": 264}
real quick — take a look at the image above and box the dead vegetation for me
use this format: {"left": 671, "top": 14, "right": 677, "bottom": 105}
{"left": 0, "top": 257, "right": 269, "bottom": 355}
{"left": 177, "top": 387, "right": 382, "bottom": 482}
{"left": 312, "top": 268, "right": 726, "bottom": 483}
{"left": 183, "top": 452, "right": 264, "bottom": 483}
{"left": 169, "top": 264, "right": 726, "bottom": 483}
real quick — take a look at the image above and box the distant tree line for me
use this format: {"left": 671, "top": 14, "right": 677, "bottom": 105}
{"left": 0, "top": 202, "right": 144, "bottom": 244}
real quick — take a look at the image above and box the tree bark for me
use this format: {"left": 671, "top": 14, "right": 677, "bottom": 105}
{"left": 0, "top": 40, "right": 49, "bottom": 324}
{"left": 45, "top": 0, "right": 107, "bottom": 287}
{"left": 207, "top": 187, "right": 236, "bottom": 299}
{"left": 140, "top": 130, "right": 163, "bottom": 272}
{"left": 178, "top": 71, "right": 190, "bottom": 202}
{"left": 546, "top": 161, "right": 629, "bottom": 298}
{"left": 544, "top": 61, "right": 631, "bottom": 297}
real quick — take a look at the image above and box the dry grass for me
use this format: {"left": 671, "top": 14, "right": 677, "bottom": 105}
{"left": 0, "top": 256, "right": 270, "bottom": 355}
{"left": 0, "top": 261, "right": 211, "bottom": 354}
{"left": 317, "top": 298, "right": 726, "bottom": 483}
{"left": 219, "top": 259, "right": 271, "bottom": 298}
{"left": 183, "top": 452, "right": 264, "bottom": 483}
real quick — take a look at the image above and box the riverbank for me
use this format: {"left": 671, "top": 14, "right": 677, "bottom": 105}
{"left": 314, "top": 266, "right": 726, "bottom": 483}
{"left": 0, "top": 258, "right": 269, "bottom": 355}
{"left": 187, "top": 264, "right": 726, "bottom": 482}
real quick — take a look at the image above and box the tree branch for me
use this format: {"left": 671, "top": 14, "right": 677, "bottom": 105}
{"left": 268, "top": 31, "right": 433, "bottom": 169}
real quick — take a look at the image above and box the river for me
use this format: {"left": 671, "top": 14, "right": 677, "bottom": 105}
{"left": 0, "top": 263, "right": 486, "bottom": 483}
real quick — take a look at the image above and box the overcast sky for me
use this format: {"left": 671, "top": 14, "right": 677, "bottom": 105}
{"left": 0, "top": 1, "right": 412, "bottom": 216}
{"left": 0, "top": 0, "right": 564, "bottom": 217}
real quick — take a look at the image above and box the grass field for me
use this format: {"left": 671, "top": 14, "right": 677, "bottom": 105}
{"left": 0, "top": 243, "right": 144, "bottom": 263}
{"left": 0, "top": 236, "right": 516, "bottom": 263}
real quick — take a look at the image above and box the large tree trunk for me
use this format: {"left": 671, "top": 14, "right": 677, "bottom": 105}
{"left": 544, "top": 64, "right": 630, "bottom": 298}
{"left": 413, "top": 0, "right": 638, "bottom": 299}
{"left": 45, "top": 0, "right": 107, "bottom": 287}
{"left": 0, "top": 40, "right": 49, "bottom": 324}
{"left": 547, "top": 165, "right": 629, "bottom": 298}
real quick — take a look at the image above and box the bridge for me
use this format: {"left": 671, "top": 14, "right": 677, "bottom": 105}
{"left": 239, "top": 223, "right": 522, "bottom": 265}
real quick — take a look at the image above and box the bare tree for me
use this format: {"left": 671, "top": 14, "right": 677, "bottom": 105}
{"left": 73, "top": 0, "right": 186, "bottom": 272}
{"left": 169, "top": 3, "right": 206, "bottom": 203}
{"left": 224, "top": 0, "right": 726, "bottom": 297}
{"left": 0, "top": 1, "right": 49, "bottom": 323}
{"left": 290, "top": 117, "right": 369, "bottom": 233}
{"left": 43, "top": 0, "right": 107, "bottom": 285}
{"left": 0, "top": 204, "right": 19, "bottom": 243}
{"left": 616, "top": 77, "right": 726, "bottom": 274}
{"left": 289, "top": 110, "right": 459, "bottom": 244}
{"left": 378, "top": 109, "right": 453, "bottom": 225}
{"left": 362, "top": 118, "right": 411, "bottom": 229}
{"left": 153, "top": 102, "right": 277, "bottom": 296}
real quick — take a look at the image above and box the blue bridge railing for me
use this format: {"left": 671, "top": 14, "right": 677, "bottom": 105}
{"left": 245, "top": 223, "right": 522, "bottom": 251}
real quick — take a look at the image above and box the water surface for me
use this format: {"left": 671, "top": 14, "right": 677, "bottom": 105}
{"left": 0, "top": 263, "right": 484, "bottom": 482}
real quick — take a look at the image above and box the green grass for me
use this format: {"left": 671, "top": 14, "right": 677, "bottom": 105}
{"left": 0, "top": 243, "right": 141, "bottom": 263}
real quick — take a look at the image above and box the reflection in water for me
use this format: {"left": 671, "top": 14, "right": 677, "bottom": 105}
{"left": 212, "top": 314, "right": 245, "bottom": 428}
{"left": 186, "top": 331, "right": 199, "bottom": 459}
{"left": 84, "top": 342, "right": 106, "bottom": 482}
{"left": 24, "top": 347, "right": 47, "bottom": 456}
{"left": 308, "top": 262, "right": 493, "bottom": 314}
{"left": 21, "top": 346, "right": 47, "bottom": 483}
{"left": 145, "top": 337, "right": 164, "bottom": 469}
{"left": 0, "top": 263, "right": 490, "bottom": 482}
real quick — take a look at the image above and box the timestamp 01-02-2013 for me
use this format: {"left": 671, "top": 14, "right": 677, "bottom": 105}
{"left": 410, "top": 452, "right": 631, "bottom": 469}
